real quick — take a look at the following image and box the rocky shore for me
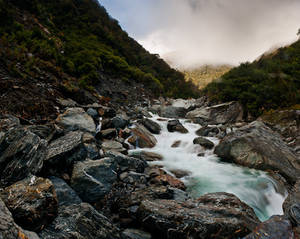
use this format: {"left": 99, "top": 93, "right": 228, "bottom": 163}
{"left": 0, "top": 96, "right": 299, "bottom": 239}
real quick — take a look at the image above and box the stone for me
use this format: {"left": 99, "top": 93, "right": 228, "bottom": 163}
{"left": 196, "top": 126, "right": 220, "bottom": 137}
{"left": 122, "top": 229, "right": 152, "bottom": 239}
{"left": 214, "top": 121, "right": 300, "bottom": 184}
{"left": 119, "top": 171, "right": 147, "bottom": 185}
{"left": 42, "top": 131, "right": 87, "bottom": 176}
{"left": 283, "top": 180, "right": 300, "bottom": 216}
{"left": 244, "top": 215, "right": 294, "bottom": 239}
{"left": 97, "top": 106, "right": 116, "bottom": 118}
{"left": 26, "top": 124, "right": 61, "bottom": 142}
{"left": 0, "top": 127, "right": 47, "bottom": 186}
{"left": 0, "top": 176, "right": 58, "bottom": 232}
{"left": 70, "top": 158, "right": 118, "bottom": 203}
{"left": 99, "top": 128, "right": 117, "bottom": 139}
{"left": 112, "top": 115, "right": 129, "bottom": 129}
{"left": 86, "top": 108, "right": 98, "bottom": 118}
{"left": 83, "top": 132, "right": 100, "bottom": 160}
{"left": 56, "top": 107, "right": 96, "bottom": 133}
{"left": 171, "top": 140, "right": 181, "bottom": 148}
{"left": 139, "top": 118, "right": 161, "bottom": 134}
{"left": 0, "top": 198, "right": 39, "bottom": 239}
{"left": 56, "top": 98, "right": 78, "bottom": 107}
{"left": 39, "top": 203, "right": 122, "bottom": 239}
{"left": 128, "top": 124, "right": 157, "bottom": 148}
{"left": 130, "top": 151, "right": 163, "bottom": 162}
{"left": 137, "top": 192, "right": 259, "bottom": 239}
{"left": 49, "top": 177, "right": 82, "bottom": 207}
{"left": 170, "top": 169, "right": 191, "bottom": 178}
{"left": 186, "top": 101, "right": 243, "bottom": 125}
{"left": 193, "top": 136, "right": 214, "bottom": 149}
{"left": 167, "top": 120, "right": 188, "bottom": 134}
{"left": 0, "top": 114, "right": 20, "bottom": 131}
{"left": 158, "top": 106, "right": 187, "bottom": 118}
{"left": 102, "top": 140, "right": 127, "bottom": 153}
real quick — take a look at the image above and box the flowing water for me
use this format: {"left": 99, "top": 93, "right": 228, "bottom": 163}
{"left": 130, "top": 114, "right": 287, "bottom": 222}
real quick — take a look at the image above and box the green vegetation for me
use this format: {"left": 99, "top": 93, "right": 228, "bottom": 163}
{"left": 0, "top": 0, "right": 199, "bottom": 98}
{"left": 204, "top": 40, "right": 300, "bottom": 116}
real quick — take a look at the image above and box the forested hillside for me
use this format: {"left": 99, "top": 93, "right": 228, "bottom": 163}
{"left": 204, "top": 39, "right": 300, "bottom": 116}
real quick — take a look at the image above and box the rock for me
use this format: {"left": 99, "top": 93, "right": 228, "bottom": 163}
{"left": 0, "top": 176, "right": 58, "bottom": 232}
{"left": 42, "top": 131, "right": 87, "bottom": 176}
{"left": 57, "top": 98, "right": 78, "bottom": 107}
{"left": 283, "top": 180, "right": 300, "bottom": 215}
{"left": 0, "top": 198, "right": 39, "bottom": 239}
{"left": 119, "top": 171, "right": 147, "bottom": 185}
{"left": 112, "top": 115, "right": 129, "bottom": 129}
{"left": 0, "top": 114, "right": 20, "bottom": 131}
{"left": 158, "top": 106, "right": 187, "bottom": 118}
{"left": 97, "top": 106, "right": 116, "bottom": 118}
{"left": 99, "top": 128, "right": 117, "bottom": 139}
{"left": 0, "top": 127, "right": 47, "bottom": 186}
{"left": 214, "top": 121, "right": 300, "bottom": 184}
{"left": 170, "top": 169, "right": 191, "bottom": 178}
{"left": 39, "top": 203, "right": 122, "bottom": 239}
{"left": 122, "top": 229, "right": 152, "bottom": 239}
{"left": 82, "top": 132, "right": 100, "bottom": 160}
{"left": 186, "top": 101, "right": 243, "bottom": 125}
{"left": 26, "top": 124, "right": 61, "bottom": 142}
{"left": 167, "top": 120, "right": 188, "bottom": 134}
{"left": 196, "top": 126, "right": 220, "bottom": 137}
{"left": 193, "top": 136, "right": 214, "bottom": 149}
{"left": 49, "top": 177, "right": 82, "bottom": 207}
{"left": 102, "top": 140, "right": 127, "bottom": 154}
{"left": 86, "top": 108, "right": 98, "bottom": 118}
{"left": 139, "top": 118, "right": 161, "bottom": 134}
{"left": 70, "top": 158, "right": 118, "bottom": 203}
{"left": 56, "top": 107, "right": 96, "bottom": 133}
{"left": 130, "top": 151, "right": 163, "bottom": 162}
{"left": 137, "top": 192, "right": 259, "bottom": 239}
{"left": 171, "top": 140, "right": 181, "bottom": 148}
{"left": 128, "top": 124, "right": 157, "bottom": 148}
{"left": 288, "top": 204, "right": 300, "bottom": 226}
{"left": 244, "top": 215, "right": 294, "bottom": 239}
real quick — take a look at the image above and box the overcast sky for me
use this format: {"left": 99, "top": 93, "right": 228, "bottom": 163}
{"left": 100, "top": 0, "right": 300, "bottom": 69}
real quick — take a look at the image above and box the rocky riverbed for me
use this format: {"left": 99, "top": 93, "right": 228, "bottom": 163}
{"left": 0, "top": 97, "right": 299, "bottom": 239}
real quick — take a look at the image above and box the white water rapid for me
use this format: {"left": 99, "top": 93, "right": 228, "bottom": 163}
{"left": 130, "top": 114, "right": 287, "bottom": 222}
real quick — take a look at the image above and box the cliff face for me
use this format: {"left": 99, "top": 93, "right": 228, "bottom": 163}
{"left": 0, "top": 0, "right": 199, "bottom": 121}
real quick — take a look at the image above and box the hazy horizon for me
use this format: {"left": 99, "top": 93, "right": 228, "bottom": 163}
{"left": 100, "top": 0, "right": 300, "bottom": 69}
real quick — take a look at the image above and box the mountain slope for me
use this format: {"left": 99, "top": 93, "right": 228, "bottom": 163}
{"left": 204, "top": 39, "right": 300, "bottom": 116}
{"left": 0, "top": 0, "right": 199, "bottom": 120}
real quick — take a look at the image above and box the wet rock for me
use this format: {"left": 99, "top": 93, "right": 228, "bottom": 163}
{"left": 196, "top": 126, "right": 220, "bottom": 137}
{"left": 43, "top": 131, "right": 87, "bottom": 176}
{"left": 158, "top": 106, "right": 187, "bottom": 118}
{"left": 167, "top": 120, "right": 188, "bottom": 134}
{"left": 186, "top": 101, "right": 243, "bottom": 125}
{"left": 0, "top": 176, "right": 58, "bottom": 232}
{"left": 57, "top": 98, "right": 78, "bottom": 107}
{"left": 170, "top": 169, "right": 191, "bottom": 178}
{"left": 97, "top": 106, "right": 116, "bottom": 118}
{"left": 283, "top": 181, "right": 300, "bottom": 215}
{"left": 82, "top": 132, "right": 100, "bottom": 160}
{"left": 39, "top": 203, "right": 122, "bottom": 239}
{"left": 119, "top": 171, "right": 147, "bottom": 185}
{"left": 193, "top": 136, "right": 214, "bottom": 149}
{"left": 56, "top": 107, "right": 96, "bottom": 133}
{"left": 122, "top": 229, "right": 152, "bottom": 239}
{"left": 0, "top": 127, "right": 47, "bottom": 186}
{"left": 86, "top": 108, "right": 98, "bottom": 118}
{"left": 139, "top": 118, "right": 161, "bottom": 134}
{"left": 244, "top": 215, "right": 294, "bottom": 239}
{"left": 99, "top": 128, "right": 117, "bottom": 139}
{"left": 0, "top": 114, "right": 20, "bottom": 131}
{"left": 131, "top": 151, "right": 163, "bottom": 162}
{"left": 26, "top": 124, "right": 61, "bottom": 142}
{"left": 112, "top": 115, "right": 129, "bottom": 129}
{"left": 0, "top": 198, "right": 39, "bottom": 239}
{"left": 137, "top": 192, "right": 259, "bottom": 239}
{"left": 171, "top": 140, "right": 181, "bottom": 148}
{"left": 102, "top": 140, "right": 127, "bottom": 154}
{"left": 288, "top": 204, "right": 300, "bottom": 226}
{"left": 214, "top": 121, "right": 300, "bottom": 184}
{"left": 49, "top": 177, "right": 82, "bottom": 207}
{"left": 128, "top": 124, "right": 157, "bottom": 148}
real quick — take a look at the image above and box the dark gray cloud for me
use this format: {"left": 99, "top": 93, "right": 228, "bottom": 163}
{"left": 101, "top": 0, "right": 300, "bottom": 69}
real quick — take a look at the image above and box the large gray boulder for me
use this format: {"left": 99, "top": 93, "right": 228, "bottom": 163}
{"left": 0, "top": 176, "right": 58, "bottom": 232}
{"left": 137, "top": 192, "right": 259, "bottom": 239}
{"left": 70, "top": 158, "right": 118, "bottom": 203}
{"left": 0, "top": 198, "right": 40, "bottom": 239}
{"left": 139, "top": 118, "right": 161, "bottom": 134}
{"left": 158, "top": 106, "right": 187, "bottom": 118}
{"left": 0, "top": 127, "right": 47, "bottom": 186}
{"left": 39, "top": 203, "right": 123, "bottom": 239}
{"left": 186, "top": 101, "right": 243, "bottom": 125}
{"left": 56, "top": 107, "right": 96, "bottom": 133}
{"left": 128, "top": 124, "right": 157, "bottom": 148}
{"left": 214, "top": 121, "right": 300, "bottom": 184}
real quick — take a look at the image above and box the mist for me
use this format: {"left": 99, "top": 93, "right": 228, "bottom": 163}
{"left": 101, "top": 0, "right": 300, "bottom": 69}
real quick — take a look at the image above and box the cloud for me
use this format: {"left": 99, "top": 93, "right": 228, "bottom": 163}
{"left": 101, "top": 0, "right": 300, "bottom": 69}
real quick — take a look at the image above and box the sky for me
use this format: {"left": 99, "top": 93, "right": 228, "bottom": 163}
{"left": 99, "top": 0, "right": 300, "bottom": 69}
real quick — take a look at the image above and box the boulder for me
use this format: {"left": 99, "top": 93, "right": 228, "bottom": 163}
{"left": 99, "top": 128, "right": 117, "bottom": 139}
{"left": 193, "top": 136, "right": 214, "bottom": 149}
{"left": 26, "top": 124, "right": 61, "bottom": 142}
{"left": 137, "top": 192, "right": 259, "bottom": 239}
{"left": 158, "top": 106, "right": 187, "bottom": 118}
{"left": 0, "top": 198, "right": 40, "bottom": 239}
{"left": 49, "top": 177, "right": 82, "bottom": 207}
{"left": 139, "top": 118, "right": 161, "bottom": 134}
{"left": 82, "top": 132, "right": 100, "bottom": 160}
{"left": 167, "top": 120, "right": 188, "bottom": 134}
{"left": 186, "top": 101, "right": 243, "bottom": 125}
{"left": 214, "top": 121, "right": 300, "bottom": 184}
{"left": 170, "top": 169, "right": 191, "bottom": 178}
{"left": 0, "top": 176, "right": 58, "bottom": 232}
{"left": 56, "top": 107, "right": 96, "bottom": 133}
{"left": 122, "top": 229, "right": 152, "bottom": 239}
{"left": 196, "top": 126, "right": 220, "bottom": 137}
{"left": 112, "top": 115, "right": 129, "bottom": 129}
{"left": 39, "top": 203, "right": 122, "bottom": 239}
{"left": 171, "top": 140, "right": 181, "bottom": 148}
{"left": 70, "top": 158, "right": 118, "bottom": 203}
{"left": 0, "top": 114, "right": 20, "bottom": 131}
{"left": 130, "top": 151, "right": 163, "bottom": 162}
{"left": 128, "top": 124, "right": 157, "bottom": 148}
{"left": 42, "top": 131, "right": 87, "bottom": 176}
{"left": 0, "top": 127, "right": 47, "bottom": 186}
{"left": 244, "top": 215, "right": 294, "bottom": 239}
{"left": 102, "top": 140, "right": 127, "bottom": 154}
{"left": 283, "top": 180, "right": 300, "bottom": 215}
